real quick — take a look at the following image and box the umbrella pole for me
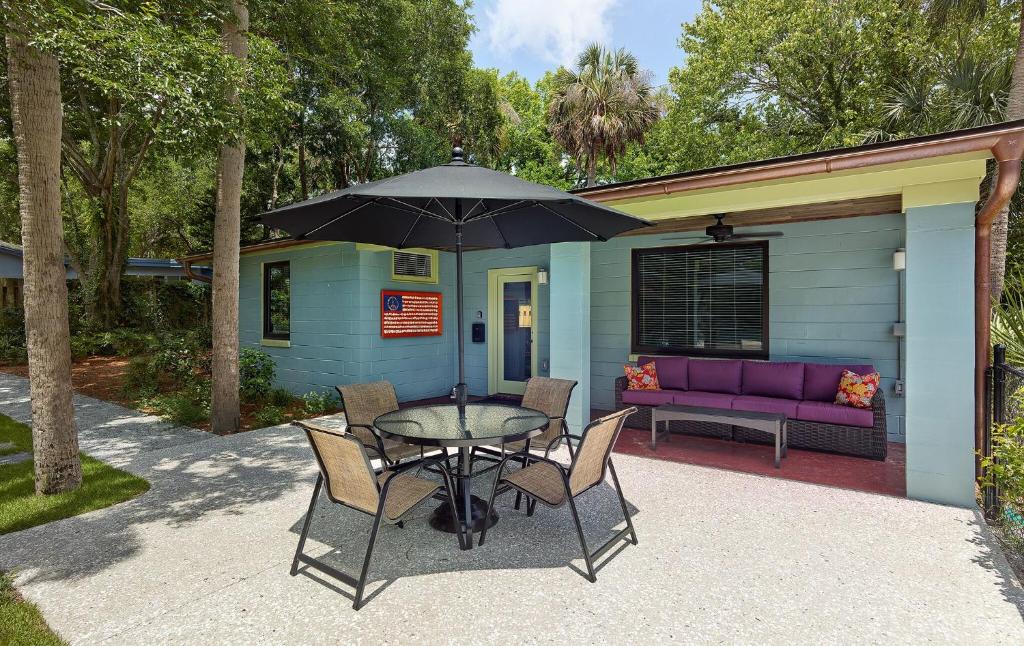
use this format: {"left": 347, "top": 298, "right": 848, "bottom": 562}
{"left": 454, "top": 201, "right": 468, "bottom": 410}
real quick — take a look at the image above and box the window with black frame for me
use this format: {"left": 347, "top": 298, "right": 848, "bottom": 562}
{"left": 632, "top": 242, "right": 768, "bottom": 358}
{"left": 263, "top": 261, "right": 290, "bottom": 340}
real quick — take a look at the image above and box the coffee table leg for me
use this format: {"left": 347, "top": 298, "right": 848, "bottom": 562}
{"left": 651, "top": 414, "right": 657, "bottom": 450}
{"left": 782, "top": 420, "right": 788, "bottom": 457}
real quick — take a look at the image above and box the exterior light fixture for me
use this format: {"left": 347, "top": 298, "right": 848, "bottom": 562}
{"left": 893, "top": 248, "right": 906, "bottom": 271}
{"left": 537, "top": 268, "right": 549, "bottom": 284}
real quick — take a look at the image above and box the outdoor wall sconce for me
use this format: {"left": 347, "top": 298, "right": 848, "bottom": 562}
{"left": 537, "top": 268, "right": 549, "bottom": 284}
{"left": 892, "top": 248, "right": 906, "bottom": 271}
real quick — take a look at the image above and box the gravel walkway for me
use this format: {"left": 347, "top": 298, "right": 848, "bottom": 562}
{"left": 1, "top": 372, "right": 1022, "bottom": 644}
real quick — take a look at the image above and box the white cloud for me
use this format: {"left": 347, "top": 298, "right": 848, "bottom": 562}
{"left": 484, "top": 0, "right": 618, "bottom": 67}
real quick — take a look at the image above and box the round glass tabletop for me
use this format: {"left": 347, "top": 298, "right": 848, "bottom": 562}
{"left": 374, "top": 403, "right": 549, "bottom": 447}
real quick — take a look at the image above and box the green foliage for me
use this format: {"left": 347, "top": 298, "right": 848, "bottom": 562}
{"left": 301, "top": 390, "right": 338, "bottom": 416}
{"left": 980, "top": 395, "right": 1024, "bottom": 547}
{"left": 267, "top": 387, "right": 295, "bottom": 407}
{"left": 153, "top": 336, "right": 203, "bottom": 383}
{"left": 0, "top": 414, "right": 150, "bottom": 536}
{"left": 0, "top": 307, "right": 26, "bottom": 364}
{"left": 239, "top": 347, "right": 275, "bottom": 403}
{"left": 1, "top": 570, "right": 65, "bottom": 646}
{"left": 994, "top": 267, "right": 1024, "bottom": 365}
{"left": 143, "top": 381, "right": 210, "bottom": 427}
{"left": 252, "top": 405, "right": 285, "bottom": 429}
{"left": 120, "top": 356, "right": 159, "bottom": 400}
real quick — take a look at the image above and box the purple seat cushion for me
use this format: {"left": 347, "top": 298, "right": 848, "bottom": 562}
{"left": 796, "top": 400, "right": 874, "bottom": 428}
{"left": 803, "top": 363, "right": 876, "bottom": 402}
{"left": 731, "top": 395, "right": 799, "bottom": 417}
{"left": 672, "top": 390, "right": 737, "bottom": 409}
{"left": 621, "top": 389, "right": 677, "bottom": 407}
{"left": 639, "top": 356, "right": 688, "bottom": 390}
{"left": 742, "top": 361, "right": 805, "bottom": 400}
{"left": 688, "top": 359, "right": 743, "bottom": 394}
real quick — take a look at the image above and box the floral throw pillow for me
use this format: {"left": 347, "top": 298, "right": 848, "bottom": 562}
{"left": 835, "top": 370, "right": 880, "bottom": 409}
{"left": 624, "top": 362, "right": 660, "bottom": 391}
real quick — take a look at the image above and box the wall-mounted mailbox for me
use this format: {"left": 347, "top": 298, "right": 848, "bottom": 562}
{"left": 472, "top": 322, "right": 485, "bottom": 343}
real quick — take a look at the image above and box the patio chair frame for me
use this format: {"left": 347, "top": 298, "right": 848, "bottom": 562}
{"left": 335, "top": 381, "right": 431, "bottom": 467}
{"left": 478, "top": 407, "right": 639, "bottom": 582}
{"left": 290, "top": 425, "right": 465, "bottom": 609}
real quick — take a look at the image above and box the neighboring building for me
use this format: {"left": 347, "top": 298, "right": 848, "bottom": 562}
{"left": 182, "top": 121, "right": 1024, "bottom": 508}
{"left": 0, "top": 240, "right": 211, "bottom": 307}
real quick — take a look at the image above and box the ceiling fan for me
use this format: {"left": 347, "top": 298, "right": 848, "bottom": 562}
{"left": 664, "top": 214, "right": 784, "bottom": 245}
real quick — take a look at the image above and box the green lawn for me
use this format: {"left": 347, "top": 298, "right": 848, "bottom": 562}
{"left": 0, "top": 415, "right": 151, "bottom": 535}
{"left": 0, "top": 572, "right": 66, "bottom": 646}
{"left": 0, "top": 414, "right": 150, "bottom": 644}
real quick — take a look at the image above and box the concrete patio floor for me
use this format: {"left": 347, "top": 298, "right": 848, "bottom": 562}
{"left": 1, "top": 373, "right": 1023, "bottom": 644}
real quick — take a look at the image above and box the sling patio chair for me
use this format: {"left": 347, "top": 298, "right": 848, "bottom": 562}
{"left": 479, "top": 407, "right": 638, "bottom": 582}
{"left": 290, "top": 424, "right": 464, "bottom": 609}
{"left": 502, "top": 377, "right": 578, "bottom": 458}
{"left": 336, "top": 381, "right": 437, "bottom": 467}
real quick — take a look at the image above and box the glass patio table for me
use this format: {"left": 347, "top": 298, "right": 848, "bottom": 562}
{"left": 374, "top": 402, "right": 548, "bottom": 549}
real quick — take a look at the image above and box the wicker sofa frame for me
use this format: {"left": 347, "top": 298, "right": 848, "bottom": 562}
{"left": 614, "top": 376, "right": 887, "bottom": 461}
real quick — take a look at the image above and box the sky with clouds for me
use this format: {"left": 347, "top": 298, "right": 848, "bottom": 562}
{"left": 468, "top": 0, "right": 703, "bottom": 89}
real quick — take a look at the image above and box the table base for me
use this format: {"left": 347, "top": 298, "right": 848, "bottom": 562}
{"left": 429, "top": 496, "right": 498, "bottom": 534}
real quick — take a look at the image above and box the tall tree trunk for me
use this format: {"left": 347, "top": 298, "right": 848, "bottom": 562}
{"left": 991, "top": 5, "right": 1024, "bottom": 301}
{"left": 297, "top": 111, "right": 308, "bottom": 200}
{"left": 7, "top": 27, "right": 82, "bottom": 493}
{"left": 211, "top": 0, "right": 248, "bottom": 435}
{"left": 586, "top": 150, "right": 597, "bottom": 188}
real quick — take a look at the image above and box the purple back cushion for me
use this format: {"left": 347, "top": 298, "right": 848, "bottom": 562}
{"left": 803, "top": 363, "right": 876, "bottom": 402}
{"left": 687, "top": 359, "right": 743, "bottom": 394}
{"left": 742, "top": 361, "right": 805, "bottom": 400}
{"left": 639, "top": 356, "right": 688, "bottom": 390}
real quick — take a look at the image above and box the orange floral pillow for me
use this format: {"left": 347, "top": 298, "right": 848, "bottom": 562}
{"left": 624, "top": 362, "right": 660, "bottom": 391}
{"left": 835, "top": 370, "right": 880, "bottom": 409}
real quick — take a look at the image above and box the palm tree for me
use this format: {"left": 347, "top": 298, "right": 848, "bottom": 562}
{"left": 7, "top": 15, "right": 82, "bottom": 493}
{"left": 211, "top": 0, "right": 249, "bottom": 435}
{"left": 923, "top": 0, "right": 1024, "bottom": 299}
{"left": 547, "top": 44, "right": 661, "bottom": 187}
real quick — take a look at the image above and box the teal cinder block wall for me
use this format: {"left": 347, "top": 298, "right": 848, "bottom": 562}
{"left": 239, "top": 242, "right": 551, "bottom": 402}
{"left": 587, "top": 213, "right": 907, "bottom": 441}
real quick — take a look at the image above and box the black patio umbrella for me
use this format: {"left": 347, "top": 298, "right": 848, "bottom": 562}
{"left": 261, "top": 147, "right": 650, "bottom": 406}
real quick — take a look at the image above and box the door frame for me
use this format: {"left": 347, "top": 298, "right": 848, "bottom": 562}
{"left": 487, "top": 266, "right": 539, "bottom": 395}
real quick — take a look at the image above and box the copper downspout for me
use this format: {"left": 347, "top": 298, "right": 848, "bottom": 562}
{"left": 975, "top": 139, "right": 1024, "bottom": 472}
{"left": 181, "top": 259, "right": 212, "bottom": 284}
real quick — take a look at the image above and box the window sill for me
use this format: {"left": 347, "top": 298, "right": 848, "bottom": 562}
{"left": 261, "top": 338, "right": 291, "bottom": 348}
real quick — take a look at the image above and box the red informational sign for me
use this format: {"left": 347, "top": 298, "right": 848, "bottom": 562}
{"left": 381, "top": 290, "right": 443, "bottom": 338}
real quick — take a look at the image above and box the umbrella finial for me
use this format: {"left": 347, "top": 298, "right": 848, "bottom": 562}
{"left": 451, "top": 146, "right": 464, "bottom": 163}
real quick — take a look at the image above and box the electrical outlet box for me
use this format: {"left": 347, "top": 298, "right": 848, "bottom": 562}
{"left": 892, "top": 322, "right": 905, "bottom": 337}
{"left": 893, "top": 380, "right": 905, "bottom": 396}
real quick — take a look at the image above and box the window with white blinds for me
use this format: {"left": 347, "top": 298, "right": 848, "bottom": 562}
{"left": 632, "top": 242, "right": 768, "bottom": 358}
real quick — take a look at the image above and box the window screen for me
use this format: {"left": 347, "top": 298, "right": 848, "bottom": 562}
{"left": 632, "top": 243, "right": 768, "bottom": 358}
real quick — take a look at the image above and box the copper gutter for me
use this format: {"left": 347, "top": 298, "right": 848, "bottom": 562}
{"left": 974, "top": 137, "right": 1024, "bottom": 471}
{"left": 181, "top": 259, "right": 212, "bottom": 284}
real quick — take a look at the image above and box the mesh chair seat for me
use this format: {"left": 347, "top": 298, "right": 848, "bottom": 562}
{"left": 377, "top": 472, "right": 440, "bottom": 520}
{"left": 503, "top": 418, "right": 565, "bottom": 454}
{"left": 503, "top": 461, "right": 567, "bottom": 506}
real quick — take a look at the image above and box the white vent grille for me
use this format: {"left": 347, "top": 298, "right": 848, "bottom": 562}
{"left": 393, "top": 251, "right": 433, "bottom": 278}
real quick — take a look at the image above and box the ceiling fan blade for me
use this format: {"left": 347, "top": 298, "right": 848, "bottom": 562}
{"left": 730, "top": 231, "right": 784, "bottom": 238}
{"left": 662, "top": 235, "right": 713, "bottom": 243}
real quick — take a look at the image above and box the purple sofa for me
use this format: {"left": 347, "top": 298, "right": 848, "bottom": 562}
{"left": 614, "top": 356, "right": 887, "bottom": 460}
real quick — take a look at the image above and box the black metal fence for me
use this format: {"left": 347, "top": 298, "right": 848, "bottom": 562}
{"left": 983, "top": 344, "right": 1024, "bottom": 518}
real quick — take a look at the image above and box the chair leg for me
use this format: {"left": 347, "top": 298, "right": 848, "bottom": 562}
{"left": 353, "top": 506, "right": 385, "bottom": 610}
{"left": 608, "top": 460, "right": 637, "bottom": 545}
{"left": 567, "top": 494, "right": 596, "bottom": 582}
{"left": 527, "top": 497, "right": 537, "bottom": 517}
{"left": 290, "top": 474, "right": 323, "bottom": 576}
{"left": 514, "top": 451, "right": 530, "bottom": 510}
{"left": 478, "top": 459, "right": 511, "bottom": 547}
{"left": 563, "top": 420, "right": 576, "bottom": 460}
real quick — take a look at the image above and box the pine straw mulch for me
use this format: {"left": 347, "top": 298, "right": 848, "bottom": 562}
{"left": 0, "top": 356, "right": 321, "bottom": 433}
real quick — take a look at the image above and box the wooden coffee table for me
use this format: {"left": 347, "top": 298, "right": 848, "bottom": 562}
{"left": 651, "top": 404, "right": 788, "bottom": 468}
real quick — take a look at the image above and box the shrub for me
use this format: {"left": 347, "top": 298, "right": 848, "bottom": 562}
{"left": 301, "top": 390, "right": 338, "bottom": 416}
{"left": 143, "top": 380, "right": 210, "bottom": 427}
{"left": 252, "top": 405, "right": 285, "bottom": 429}
{"left": 981, "top": 396, "right": 1024, "bottom": 548}
{"left": 70, "top": 334, "right": 103, "bottom": 360}
{"left": 120, "top": 355, "right": 159, "bottom": 399}
{"left": 239, "top": 347, "right": 275, "bottom": 402}
{"left": 154, "top": 336, "right": 202, "bottom": 382}
{"left": 267, "top": 387, "right": 295, "bottom": 407}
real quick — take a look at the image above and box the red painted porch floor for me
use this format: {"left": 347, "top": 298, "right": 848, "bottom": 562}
{"left": 611, "top": 422, "right": 906, "bottom": 498}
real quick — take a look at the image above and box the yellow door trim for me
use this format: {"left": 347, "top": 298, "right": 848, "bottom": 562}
{"left": 487, "top": 266, "right": 539, "bottom": 395}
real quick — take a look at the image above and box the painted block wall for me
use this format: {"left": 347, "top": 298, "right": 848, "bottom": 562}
{"left": 239, "top": 242, "right": 551, "bottom": 402}
{"left": 587, "top": 213, "right": 907, "bottom": 441}
{"left": 549, "top": 242, "right": 592, "bottom": 433}
{"left": 239, "top": 242, "right": 457, "bottom": 402}
{"left": 903, "top": 202, "right": 975, "bottom": 507}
